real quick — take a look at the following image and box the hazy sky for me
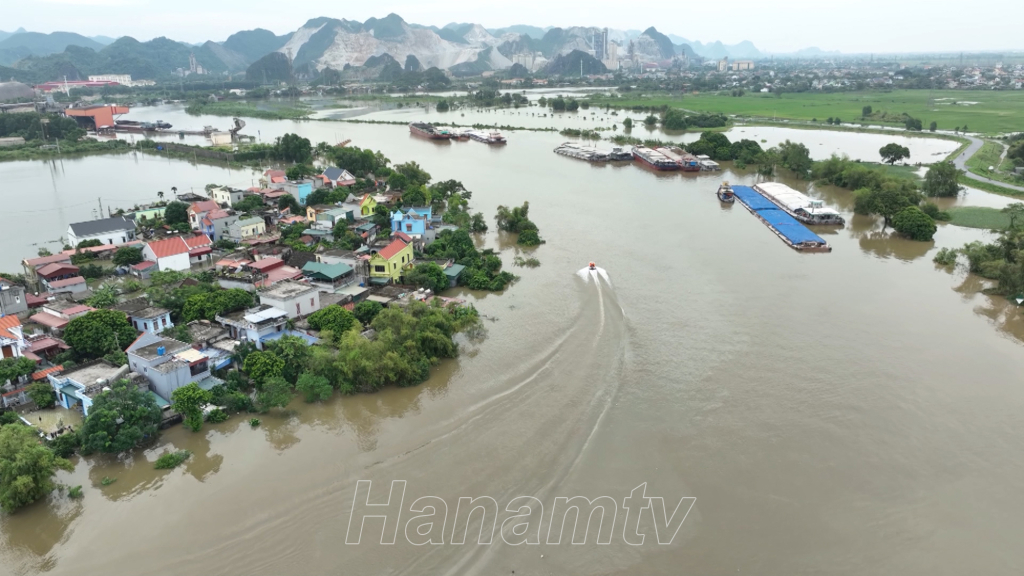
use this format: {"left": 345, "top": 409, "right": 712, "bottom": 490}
{"left": 5, "top": 0, "right": 1021, "bottom": 53}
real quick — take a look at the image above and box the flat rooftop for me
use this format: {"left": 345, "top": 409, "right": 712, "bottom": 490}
{"left": 134, "top": 307, "right": 170, "bottom": 319}
{"left": 131, "top": 337, "right": 191, "bottom": 361}
{"left": 61, "top": 361, "right": 123, "bottom": 386}
{"left": 261, "top": 280, "right": 316, "bottom": 300}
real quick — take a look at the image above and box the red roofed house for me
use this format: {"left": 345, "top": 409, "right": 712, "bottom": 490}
{"left": 29, "top": 300, "right": 96, "bottom": 333}
{"left": 130, "top": 260, "right": 158, "bottom": 279}
{"left": 245, "top": 257, "right": 304, "bottom": 288}
{"left": 0, "top": 315, "right": 27, "bottom": 360}
{"left": 142, "top": 234, "right": 213, "bottom": 272}
{"left": 369, "top": 236, "right": 414, "bottom": 284}
{"left": 37, "top": 262, "right": 87, "bottom": 294}
{"left": 188, "top": 200, "right": 221, "bottom": 230}
{"left": 262, "top": 169, "right": 287, "bottom": 187}
{"left": 21, "top": 253, "right": 73, "bottom": 288}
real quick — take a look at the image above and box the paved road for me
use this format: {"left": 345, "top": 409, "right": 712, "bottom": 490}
{"left": 954, "top": 135, "right": 1024, "bottom": 193}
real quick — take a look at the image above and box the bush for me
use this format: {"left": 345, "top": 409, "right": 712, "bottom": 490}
{"left": 67, "top": 485, "right": 83, "bottom": 499}
{"left": 206, "top": 408, "right": 229, "bottom": 423}
{"left": 892, "top": 206, "right": 937, "bottom": 241}
{"left": 933, "top": 247, "right": 958, "bottom": 266}
{"left": 48, "top": 433, "right": 81, "bottom": 458}
{"left": 517, "top": 229, "right": 543, "bottom": 246}
{"left": 154, "top": 450, "right": 192, "bottom": 469}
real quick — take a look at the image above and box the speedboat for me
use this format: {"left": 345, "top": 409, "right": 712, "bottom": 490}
{"left": 589, "top": 261, "right": 597, "bottom": 270}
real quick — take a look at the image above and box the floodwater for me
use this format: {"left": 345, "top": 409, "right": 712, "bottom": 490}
{"left": 2, "top": 110, "right": 1024, "bottom": 576}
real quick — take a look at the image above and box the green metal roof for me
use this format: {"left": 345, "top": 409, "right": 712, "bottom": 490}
{"left": 444, "top": 264, "right": 467, "bottom": 279}
{"left": 195, "top": 376, "right": 224, "bottom": 391}
{"left": 302, "top": 261, "right": 353, "bottom": 280}
{"left": 148, "top": 391, "right": 170, "bottom": 408}
{"left": 60, "top": 384, "right": 79, "bottom": 397}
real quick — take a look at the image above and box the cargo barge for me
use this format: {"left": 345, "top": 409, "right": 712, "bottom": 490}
{"left": 631, "top": 145, "right": 680, "bottom": 171}
{"left": 468, "top": 129, "right": 506, "bottom": 144}
{"left": 754, "top": 182, "right": 845, "bottom": 226}
{"left": 409, "top": 122, "right": 451, "bottom": 140}
{"left": 554, "top": 142, "right": 632, "bottom": 162}
{"left": 731, "top": 185, "right": 832, "bottom": 252}
{"left": 656, "top": 146, "right": 701, "bottom": 171}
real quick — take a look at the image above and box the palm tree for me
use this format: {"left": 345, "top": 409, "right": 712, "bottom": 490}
{"left": 157, "top": 190, "right": 164, "bottom": 201}
{"left": 171, "top": 186, "right": 178, "bottom": 197}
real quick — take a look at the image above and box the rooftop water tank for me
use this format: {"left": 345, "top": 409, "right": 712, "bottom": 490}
{"left": 157, "top": 346, "right": 165, "bottom": 356}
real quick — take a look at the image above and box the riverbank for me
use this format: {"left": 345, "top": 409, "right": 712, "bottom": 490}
{"left": 0, "top": 139, "right": 132, "bottom": 161}
{"left": 185, "top": 100, "right": 312, "bottom": 120}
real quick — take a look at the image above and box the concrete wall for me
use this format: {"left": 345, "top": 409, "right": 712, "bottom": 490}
{"left": 0, "top": 284, "right": 27, "bottom": 315}
{"left": 260, "top": 290, "right": 321, "bottom": 319}
{"left": 68, "top": 228, "right": 135, "bottom": 247}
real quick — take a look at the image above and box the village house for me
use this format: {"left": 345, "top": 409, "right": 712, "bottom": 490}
{"left": 126, "top": 332, "right": 217, "bottom": 402}
{"left": 369, "top": 236, "right": 414, "bottom": 284}
{"left": 36, "top": 262, "right": 86, "bottom": 294}
{"left": 258, "top": 280, "right": 321, "bottom": 319}
{"left": 302, "top": 261, "right": 355, "bottom": 288}
{"left": 67, "top": 215, "right": 136, "bottom": 247}
{"left": 320, "top": 167, "right": 357, "bottom": 188}
{"left": 112, "top": 298, "right": 173, "bottom": 334}
{"left": 21, "top": 253, "right": 73, "bottom": 288}
{"left": 391, "top": 208, "right": 429, "bottom": 238}
{"left": 358, "top": 193, "right": 377, "bottom": 217}
{"left": 142, "top": 234, "right": 214, "bottom": 272}
{"left": 28, "top": 300, "right": 96, "bottom": 333}
{"left": 215, "top": 305, "right": 288, "bottom": 350}
{"left": 200, "top": 209, "right": 240, "bottom": 241}
{"left": 280, "top": 179, "right": 316, "bottom": 205}
{"left": 187, "top": 200, "right": 220, "bottom": 230}
{"left": 211, "top": 186, "right": 247, "bottom": 207}
{"left": 261, "top": 169, "right": 287, "bottom": 188}
{"left": 47, "top": 360, "right": 132, "bottom": 416}
{"left": 130, "top": 260, "right": 158, "bottom": 279}
{"left": 228, "top": 217, "right": 266, "bottom": 241}
{"left": 127, "top": 205, "right": 166, "bottom": 225}
{"left": 0, "top": 315, "right": 26, "bottom": 360}
{"left": 0, "top": 277, "right": 27, "bottom": 316}
{"left": 25, "top": 335, "right": 69, "bottom": 362}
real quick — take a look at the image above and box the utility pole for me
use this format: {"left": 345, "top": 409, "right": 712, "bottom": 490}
{"left": 97, "top": 197, "right": 103, "bottom": 219}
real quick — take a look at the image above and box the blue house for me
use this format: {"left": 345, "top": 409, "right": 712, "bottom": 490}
{"left": 47, "top": 360, "right": 130, "bottom": 416}
{"left": 407, "top": 206, "right": 432, "bottom": 220}
{"left": 282, "top": 180, "right": 315, "bottom": 205}
{"left": 391, "top": 209, "right": 428, "bottom": 237}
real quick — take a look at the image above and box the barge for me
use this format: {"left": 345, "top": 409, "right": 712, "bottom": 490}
{"left": 731, "top": 185, "right": 832, "bottom": 252}
{"left": 631, "top": 145, "right": 680, "bottom": 171}
{"left": 554, "top": 142, "right": 632, "bottom": 162}
{"left": 468, "top": 129, "right": 506, "bottom": 144}
{"left": 656, "top": 146, "right": 701, "bottom": 171}
{"left": 409, "top": 122, "right": 451, "bottom": 140}
{"left": 754, "top": 182, "right": 845, "bottom": 226}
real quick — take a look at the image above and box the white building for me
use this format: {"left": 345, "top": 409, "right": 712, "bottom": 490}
{"left": 258, "top": 281, "right": 321, "bottom": 319}
{"left": 87, "top": 74, "right": 155, "bottom": 87}
{"left": 141, "top": 234, "right": 213, "bottom": 272}
{"left": 67, "top": 215, "right": 136, "bottom": 247}
{"left": 211, "top": 187, "right": 247, "bottom": 207}
{"left": 215, "top": 305, "right": 288, "bottom": 350}
{"left": 126, "top": 333, "right": 216, "bottom": 402}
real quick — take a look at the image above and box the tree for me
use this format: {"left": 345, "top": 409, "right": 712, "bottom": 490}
{"left": 181, "top": 288, "right": 253, "bottom": 322}
{"left": 622, "top": 117, "right": 633, "bottom": 130}
{"left": 387, "top": 172, "right": 410, "bottom": 191}
{"left": 79, "top": 379, "right": 162, "bottom": 454}
{"left": 643, "top": 115, "right": 658, "bottom": 126}
{"left": 891, "top": 206, "right": 937, "bottom": 241}
{"left": 436, "top": 100, "right": 450, "bottom": 112}
{"left": 157, "top": 190, "right": 164, "bottom": 201}
{"left": 0, "top": 424, "right": 72, "bottom": 512}
{"left": 233, "top": 195, "right": 266, "bottom": 213}
{"left": 353, "top": 301, "right": 383, "bottom": 325}
{"left": 278, "top": 194, "right": 301, "bottom": 213}
{"left": 407, "top": 263, "right": 449, "bottom": 293}
{"left": 0, "top": 356, "right": 36, "bottom": 386}
{"left": 372, "top": 204, "right": 391, "bottom": 231}
{"left": 26, "top": 382, "right": 55, "bottom": 409}
{"left": 929, "top": 121, "right": 938, "bottom": 132}
{"left": 922, "top": 162, "right": 964, "bottom": 198}
{"left": 113, "top": 246, "right": 144, "bottom": 267}
{"left": 63, "top": 309, "right": 137, "bottom": 359}
{"left": 243, "top": 351, "right": 285, "bottom": 386}
{"left": 904, "top": 116, "right": 923, "bottom": 131}
{"left": 394, "top": 161, "right": 432, "bottom": 189}
{"left": 275, "top": 133, "right": 313, "bottom": 164}
{"left": 879, "top": 143, "right": 911, "bottom": 165}
{"left": 1001, "top": 203, "right": 1024, "bottom": 229}
{"left": 255, "top": 376, "right": 293, "bottom": 413}
{"left": 37, "top": 247, "right": 52, "bottom": 257}
{"left": 296, "top": 373, "right": 332, "bottom": 403}
{"left": 777, "top": 140, "right": 813, "bottom": 176}
{"left": 163, "top": 201, "right": 189, "bottom": 225}
{"left": 286, "top": 163, "right": 316, "bottom": 181}
{"left": 171, "top": 382, "right": 211, "bottom": 432}
{"left": 853, "top": 183, "right": 923, "bottom": 228}
{"left": 307, "top": 306, "right": 357, "bottom": 335}
{"left": 470, "top": 212, "right": 488, "bottom": 233}
{"left": 264, "top": 335, "right": 311, "bottom": 384}
{"left": 862, "top": 105, "right": 872, "bottom": 117}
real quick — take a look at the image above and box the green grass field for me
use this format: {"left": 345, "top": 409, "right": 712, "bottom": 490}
{"left": 946, "top": 206, "right": 1013, "bottom": 230}
{"left": 588, "top": 90, "right": 1024, "bottom": 135}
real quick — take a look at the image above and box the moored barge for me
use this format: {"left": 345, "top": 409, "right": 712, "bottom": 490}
{"left": 754, "top": 182, "right": 845, "bottom": 226}
{"left": 631, "top": 145, "right": 680, "bottom": 171}
{"left": 409, "top": 122, "right": 451, "bottom": 140}
{"left": 731, "top": 185, "right": 832, "bottom": 252}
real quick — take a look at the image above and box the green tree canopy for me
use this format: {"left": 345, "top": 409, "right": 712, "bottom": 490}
{"left": 264, "top": 335, "right": 311, "bottom": 384}
{"left": 243, "top": 351, "right": 285, "bottom": 386}
{"left": 307, "top": 306, "right": 357, "bottom": 335}
{"left": 181, "top": 289, "right": 253, "bottom": 323}
{"left": 407, "top": 263, "right": 449, "bottom": 293}
{"left": 278, "top": 194, "right": 301, "bottom": 213}
{"left": 26, "top": 382, "right": 55, "bottom": 409}
{"left": 0, "top": 424, "right": 72, "bottom": 512}
{"left": 922, "top": 162, "right": 964, "bottom": 198}
{"left": 296, "top": 372, "right": 332, "bottom": 403}
{"left": 79, "top": 379, "right": 162, "bottom": 454}
{"left": 891, "top": 206, "right": 937, "bottom": 241}
{"left": 353, "top": 301, "right": 384, "bottom": 325}
{"left": 275, "top": 133, "right": 313, "bottom": 164}
{"left": 63, "top": 309, "right": 137, "bottom": 359}
{"left": 879, "top": 143, "right": 911, "bottom": 165}
{"left": 255, "top": 376, "right": 293, "bottom": 413}
{"left": 853, "top": 182, "right": 923, "bottom": 227}
{"left": 171, "top": 382, "right": 211, "bottom": 432}
{"left": 113, "top": 246, "right": 144, "bottom": 267}
{"left": 163, "top": 201, "right": 189, "bottom": 225}
{"left": 233, "top": 195, "right": 266, "bottom": 213}
{"left": 0, "top": 356, "right": 36, "bottom": 386}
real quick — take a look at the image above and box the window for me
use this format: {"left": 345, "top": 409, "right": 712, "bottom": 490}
{"left": 406, "top": 224, "right": 413, "bottom": 232}
{"left": 310, "top": 298, "right": 314, "bottom": 307}
{"left": 296, "top": 303, "right": 301, "bottom": 315}
{"left": 162, "top": 317, "right": 167, "bottom": 327}
{"left": 374, "top": 265, "right": 386, "bottom": 273}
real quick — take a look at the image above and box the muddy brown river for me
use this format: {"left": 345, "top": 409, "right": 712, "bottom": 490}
{"left": 1, "top": 109, "right": 1023, "bottom": 576}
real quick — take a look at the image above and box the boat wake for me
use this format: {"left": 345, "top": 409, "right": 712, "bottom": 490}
{"left": 576, "top": 265, "right": 611, "bottom": 285}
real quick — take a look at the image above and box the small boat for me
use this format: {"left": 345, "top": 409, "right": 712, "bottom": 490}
{"left": 589, "top": 261, "right": 597, "bottom": 270}
{"left": 717, "top": 182, "right": 736, "bottom": 203}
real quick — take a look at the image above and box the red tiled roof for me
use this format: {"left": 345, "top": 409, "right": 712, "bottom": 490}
{"left": 216, "top": 258, "right": 251, "bottom": 268}
{"left": 189, "top": 246, "right": 213, "bottom": 256}
{"left": 60, "top": 240, "right": 142, "bottom": 256}
{"left": 22, "top": 351, "right": 41, "bottom": 363}
{"left": 299, "top": 235, "right": 314, "bottom": 243}
{"left": 271, "top": 176, "right": 286, "bottom": 184}
{"left": 28, "top": 337, "right": 68, "bottom": 353}
{"left": 378, "top": 238, "right": 409, "bottom": 261}
{"left": 24, "top": 253, "right": 72, "bottom": 268}
{"left": 189, "top": 200, "right": 219, "bottom": 214}
{"left": 61, "top": 305, "right": 94, "bottom": 316}
{"left": 394, "top": 231, "right": 412, "bottom": 243}
{"left": 0, "top": 315, "right": 21, "bottom": 340}
{"left": 264, "top": 169, "right": 285, "bottom": 178}
{"left": 342, "top": 302, "right": 355, "bottom": 311}
{"left": 37, "top": 263, "right": 79, "bottom": 278}
{"left": 263, "top": 190, "right": 288, "bottom": 198}
{"left": 48, "top": 276, "right": 85, "bottom": 289}
{"left": 26, "top": 292, "right": 50, "bottom": 307}
{"left": 248, "top": 257, "right": 284, "bottom": 272}
{"left": 32, "top": 365, "right": 63, "bottom": 381}
{"left": 206, "top": 209, "right": 230, "bottom": 221}
{"left": 202, "top": 218, "right": 213, "bottom": 226}
{"left": 132, "top": 260, "right": 157, "bottom": 271}
{"left": 146, "top": 234, "right": 212, "bottom": 258}
{"left": 29, "top": 313, "right": 68, "bottom": 329}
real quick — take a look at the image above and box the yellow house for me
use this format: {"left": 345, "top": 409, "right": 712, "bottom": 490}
{"left": 369, "top": 238, "right": 413, "bottom": 283}
{"left": 306, "top": 205, "right": 330, "bottom": 223}
{"left": 360, "top": 194, "right": 377, "bottom": 217}
{"left": 229, "top": 217, "right": 266, "bottom": 240}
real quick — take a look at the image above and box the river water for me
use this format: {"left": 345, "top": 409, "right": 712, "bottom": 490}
{"left": 1, "top": 106, "right": 1023, "bottom": 576}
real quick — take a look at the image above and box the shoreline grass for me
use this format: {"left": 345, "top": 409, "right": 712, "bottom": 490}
{"left": 960, "top": 174, "right": 1024, "bottom": 198}
{"left": 946, "top": 206, "right": 1012, "bottom": 230}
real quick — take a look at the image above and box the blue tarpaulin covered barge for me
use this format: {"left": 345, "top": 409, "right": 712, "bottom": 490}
{"left": 731, "top": 185, "right": 832, "bottom": 252}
